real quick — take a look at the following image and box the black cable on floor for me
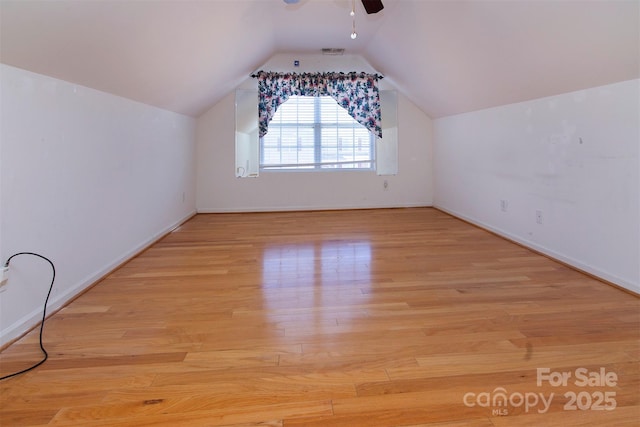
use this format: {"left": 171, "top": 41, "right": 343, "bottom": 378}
{"left": 0, "top": 252, "right": 56, "bottom": 381}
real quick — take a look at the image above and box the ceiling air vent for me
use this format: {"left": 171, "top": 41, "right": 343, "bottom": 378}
{"left": 322, "top": 48, "right": 345, "bottom": 56}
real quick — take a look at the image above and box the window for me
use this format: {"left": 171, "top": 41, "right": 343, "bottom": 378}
{"left": 260, "top": 96, "right": 375, "bottom": 171}
{"left": 235, "top": 89, "right": 397, "bottom": 178}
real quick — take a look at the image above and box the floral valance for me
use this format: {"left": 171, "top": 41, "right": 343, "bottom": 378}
{"left": 254, "top": 71, "right": 382, "bottom": 139}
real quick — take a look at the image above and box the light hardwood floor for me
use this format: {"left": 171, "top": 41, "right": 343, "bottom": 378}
{"left": 1, "top": 208, "right": 638, "bottom": 426}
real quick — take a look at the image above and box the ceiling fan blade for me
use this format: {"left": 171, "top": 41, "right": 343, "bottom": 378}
{"left": 361, "top": 0, "right": 384, "bottom": 14}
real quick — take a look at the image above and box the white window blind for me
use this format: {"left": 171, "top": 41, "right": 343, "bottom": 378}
{"left": 260, "top": 96, "right": 375, "bottom": 170}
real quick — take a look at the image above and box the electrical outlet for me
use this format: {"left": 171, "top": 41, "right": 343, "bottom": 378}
{"left": 536, "top": 210, "right": 543, "bottom": 225}
{"left": 383, "top": 180, "right": 389, "bottom": 191}
{"left": 0, "top": 266, "right": 8, "bottom": 288}
{"left": 500, "top": 199, "right": 508, "bottom": 212}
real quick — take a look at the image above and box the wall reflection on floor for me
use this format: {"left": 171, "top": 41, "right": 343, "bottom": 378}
{"left": 261, "top": 240, "right": 372, "bottom": 316}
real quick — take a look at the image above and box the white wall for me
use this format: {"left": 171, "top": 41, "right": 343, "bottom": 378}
{"left": 196, "top": 54, "right": 433, "bottom": 212}
{"left": 434, "top": 79, "right": 640, "bottom": 293}
{"left": 0, "top": 65, "right": 197, "bottom": 347}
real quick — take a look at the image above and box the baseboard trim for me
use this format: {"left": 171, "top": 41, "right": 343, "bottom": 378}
{"left": 0, "top": 210, "right": 197, "bottom": 351}
{"left": 197, "top": 203, "right": 432, "bottom": 214}
{"left": 434, "top": 206, "right": 639, "bottom": 297}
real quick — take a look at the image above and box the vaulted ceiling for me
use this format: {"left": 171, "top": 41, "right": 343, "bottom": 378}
{"left": 1, "top": 0, "right": 638, "bottom": 119}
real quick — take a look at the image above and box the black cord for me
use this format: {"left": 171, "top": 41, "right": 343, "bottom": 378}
{"left": 0, "top": 252, "right": 56, "bottom": 381}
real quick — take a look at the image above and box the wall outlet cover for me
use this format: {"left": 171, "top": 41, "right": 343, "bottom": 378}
{"left": 0, "top": 266, "right": 8, "bottom": 287}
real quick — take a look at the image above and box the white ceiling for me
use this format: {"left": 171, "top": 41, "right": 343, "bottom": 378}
{"left": 1, "top": 0, "right": 638, "bottom": 119}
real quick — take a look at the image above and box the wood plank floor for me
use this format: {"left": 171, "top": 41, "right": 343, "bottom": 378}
{"left": 1, "top": 208, "right": 638, "bottom": 426}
